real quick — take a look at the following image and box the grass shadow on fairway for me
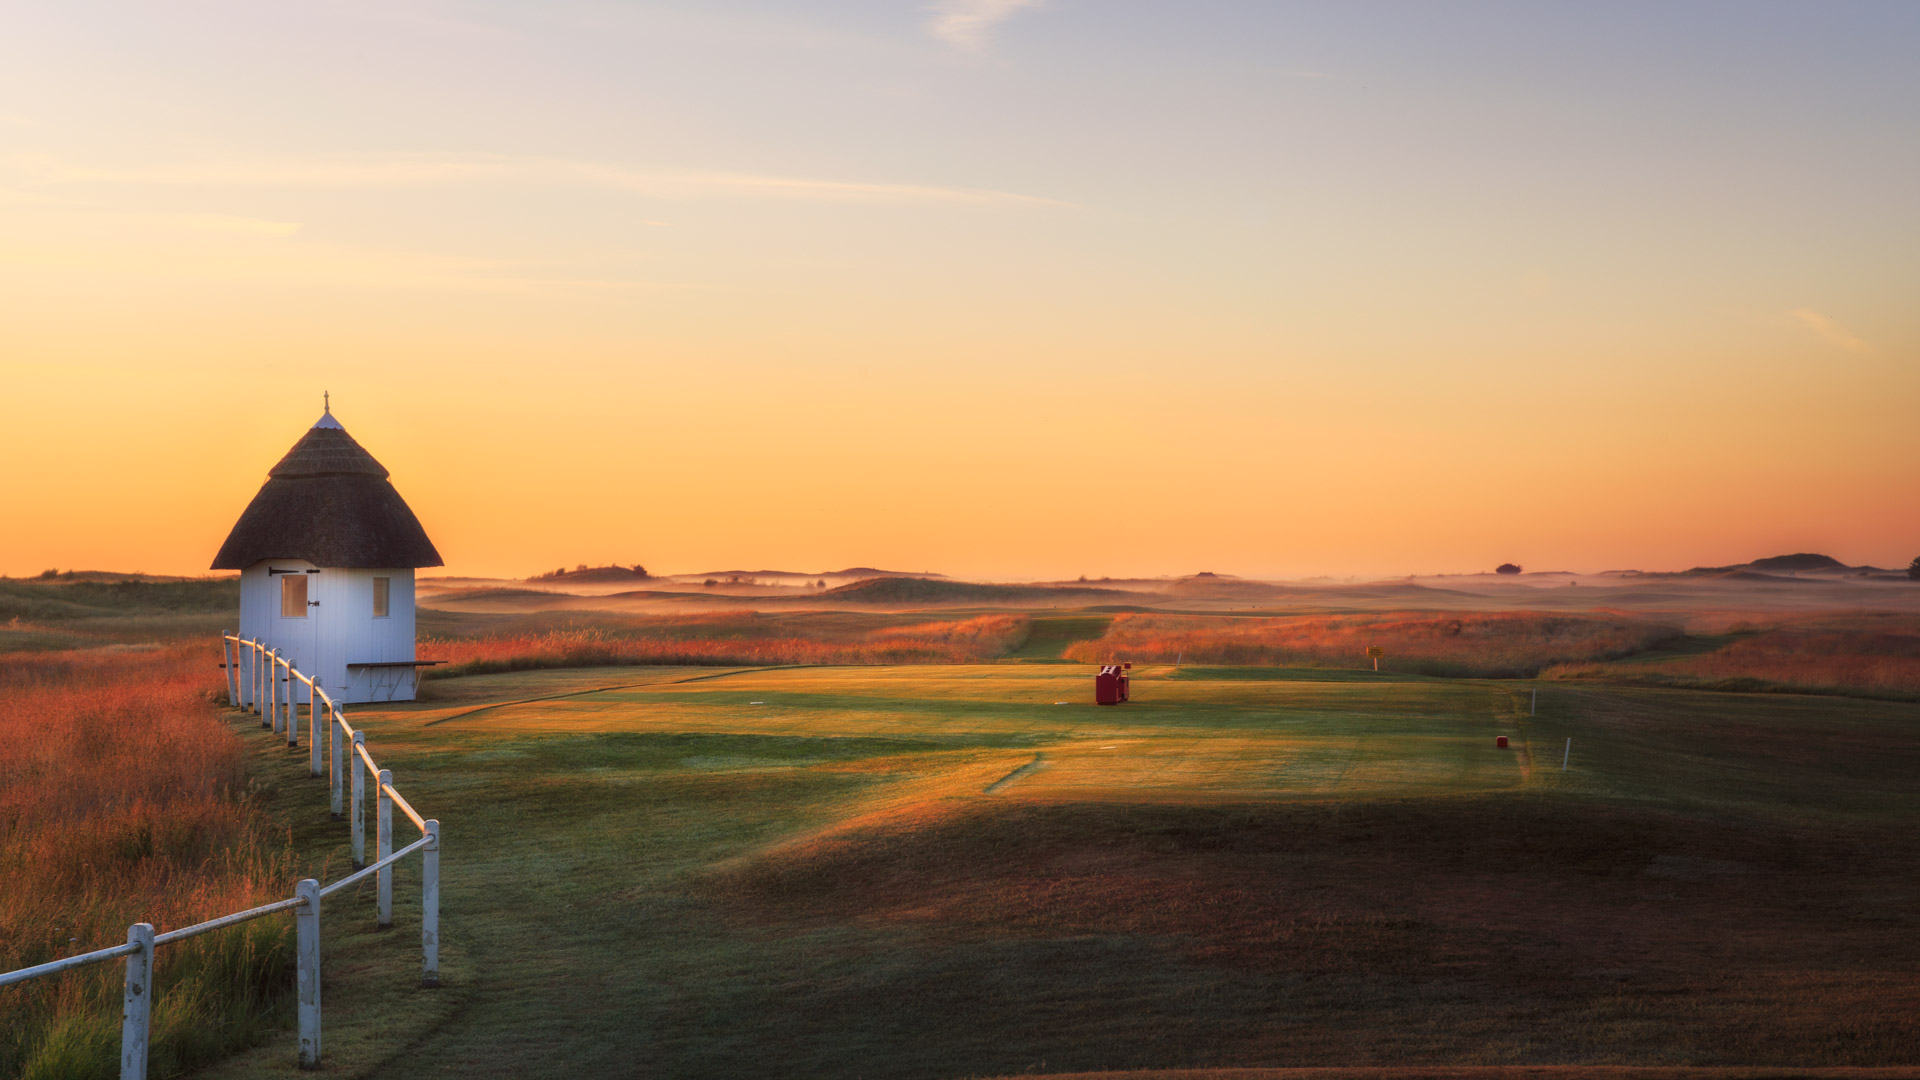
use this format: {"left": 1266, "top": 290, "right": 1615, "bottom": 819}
{"left": 704, "top": 795, "right": 1920, "bottom": 1072}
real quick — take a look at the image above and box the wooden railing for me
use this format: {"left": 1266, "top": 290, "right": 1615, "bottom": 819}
{"left": 0, "top": 634, "right": 442, "bottom": 1077}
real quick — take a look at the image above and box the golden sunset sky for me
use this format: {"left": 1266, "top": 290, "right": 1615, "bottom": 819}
{"left": 2, "top": 2, "right": 1915, "bottom": 580}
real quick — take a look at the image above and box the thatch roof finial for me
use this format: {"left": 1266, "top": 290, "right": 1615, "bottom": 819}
{"left": 314, "top": 391, "right": 344, "bottom": 431}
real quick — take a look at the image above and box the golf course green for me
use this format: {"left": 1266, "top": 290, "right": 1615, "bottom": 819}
{"left": 201, "top": 663, "right": 1920, "bottom": 1078}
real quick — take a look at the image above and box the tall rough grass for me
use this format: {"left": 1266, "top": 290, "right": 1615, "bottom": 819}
{"left": 0, "top": 645, "right": 295, "bottom": 1080}
{"left": 1065, "top": 611, "right": 1680, "bottom": 677}
{"left": 420, "top": 613, "right": 1029, "bottom": 677}
{"left": 1548, "top": 617, "right": 1920, "bottom": 699}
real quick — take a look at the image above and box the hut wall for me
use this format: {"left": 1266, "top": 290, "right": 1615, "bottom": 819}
{"left": 238, "top": 560, "right": 418, "bottom": 704}
{"left": 329, "top": 567, "right": 418, "bottom": 704}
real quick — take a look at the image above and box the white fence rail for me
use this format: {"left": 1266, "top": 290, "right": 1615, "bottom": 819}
{"left": 0, "top": 633, "right": 442, "bottom": 1076}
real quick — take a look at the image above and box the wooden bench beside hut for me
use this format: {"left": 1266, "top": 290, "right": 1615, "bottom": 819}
{"left": 211, "top": 400, "right": 443, "bottom": 702}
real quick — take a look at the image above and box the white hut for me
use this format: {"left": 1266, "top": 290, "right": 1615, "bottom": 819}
{"left": 211, "top": 403, "right": 443, "bottom": 702}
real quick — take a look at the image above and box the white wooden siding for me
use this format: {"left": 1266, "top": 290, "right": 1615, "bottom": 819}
{"left": 240, "top": 561, "right": 418, "bottom": 703}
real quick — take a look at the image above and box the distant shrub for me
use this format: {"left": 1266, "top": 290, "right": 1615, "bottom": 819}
{"left": 1909, "top": 557, "right": 1919, "bottom": 581}
{"left": 1495, "top": 563, "right": 1522, "bottom": 575}
{"left": 535, "top": 564, "right": 650, "bottom": 581}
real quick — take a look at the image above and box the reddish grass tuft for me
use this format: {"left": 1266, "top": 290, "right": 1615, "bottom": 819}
{"left": 0, "top": 645, "right": 294, "bottom": 1078}
{"left": 419, "top": 613, "right": 1030, "bottom": 677}
{"left": 1065, "top": 612, "right": 1679, "bottom": 677}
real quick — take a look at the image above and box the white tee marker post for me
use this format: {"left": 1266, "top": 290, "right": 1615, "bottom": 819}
{"left": 1531, "top": 688, "right": 1537, "bottom": 716}
{"left": 1562, "top": 737, "right": 1571, "bottom": 771}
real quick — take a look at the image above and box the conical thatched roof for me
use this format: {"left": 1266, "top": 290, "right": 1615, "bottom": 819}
{"left": 211, "top": 409, "right": 443, "bottom": 570}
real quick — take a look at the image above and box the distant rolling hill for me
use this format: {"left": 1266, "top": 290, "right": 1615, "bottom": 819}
{"left": 681, "top": 567, "right": 946, "bottom": 581}
{"left": 1663, "top": 552, "right": 1887, "bottom": 577}
{"left": 0, "top": 576, "right": 237, "bottom": 621}
{"left": 813, "top": 577, "right": 1139, "bottom": 606}
{"left": 1747, "top": 552, "right": 1850, "bottom": 572}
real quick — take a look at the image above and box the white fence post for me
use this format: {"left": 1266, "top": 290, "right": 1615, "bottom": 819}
{"left": 222, "top": 634, "right": 238, "bottom": 707}
{"left": 295, "top": 878, "right": 322, "bottom": 1068}
{"left": 422, "top": 819, "right": 440, "bottom": 987}
{"left": 120, "top": 922, "right": 154, "bottom": 1080}
{"left": 252, "top": 642, "right": 263, "bottom": 716}
{"left": 283, "top": 661, "right": 295, "bottom": 746}
{"left": 307, "top": 680, "right": 320, "bottom": 772}
{"left": 330, "top": 704, "right": 344, "bottom": 819}
{"left": 376, "top": 770, "right": 394, "bottom": 929}
{"left": 268, "top": 651, "right": 279, "bottom": 732}
{"left": 350, "top": 732, "right": 367, "bottom": 868}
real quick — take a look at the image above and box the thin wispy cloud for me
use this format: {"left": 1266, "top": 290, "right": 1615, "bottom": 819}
{"left": 1789, "top": 308, "right": 1876, "bottom": 356}
{"left": 1, "top": 153, "right": 1061, "bottom": 207}
{"left": 0, "top": 205, "right": 696, "bottom": 295}
{"left": 929, "top": 0, "right": 1042, "bottom": 50}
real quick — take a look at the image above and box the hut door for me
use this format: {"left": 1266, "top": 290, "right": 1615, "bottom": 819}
{"left": 273, "top": 568, "right": 321, "bottom": 697}
{"left": 285, "top": 569, "right": 320, "bottom": 677}
{"left": 301, "top": 571, "right": 322, "bottom": 684}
